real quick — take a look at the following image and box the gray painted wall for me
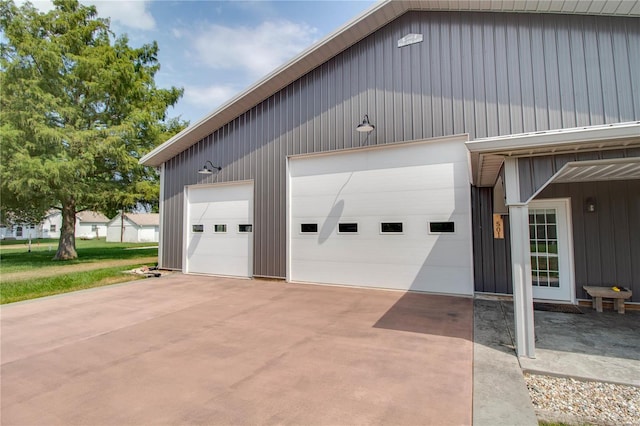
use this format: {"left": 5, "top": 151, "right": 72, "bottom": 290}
{"left": 162, "top": 11, "right": 640, "bottom": 276}
{"left": 471, "top": 187, "right": 512, "bottom": 295}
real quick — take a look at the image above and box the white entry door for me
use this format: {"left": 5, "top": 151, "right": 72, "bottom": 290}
{"left": 184, "top": 182, "right": 253, "bottom": 277}
{"left": 528, "top": 199, "right": 574, "bottom": 302}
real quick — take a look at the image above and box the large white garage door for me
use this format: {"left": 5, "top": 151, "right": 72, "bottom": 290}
{"left": 184, "top": 181, "right": 253, "bottom": 277}
{"left": 288, "top": 137, "right": 473, "bottom": 295}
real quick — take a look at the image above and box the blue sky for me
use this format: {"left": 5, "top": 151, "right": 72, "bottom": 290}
{"left": 22, "top": 0, "right": 377, "bottom": 124}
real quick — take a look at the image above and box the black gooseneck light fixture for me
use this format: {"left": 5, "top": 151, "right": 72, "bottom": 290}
{"left": 356, "top": 114, "right": 375, "bottom": 133}
{"left": 198, "top": 160, "right": 222, "bottom": 175}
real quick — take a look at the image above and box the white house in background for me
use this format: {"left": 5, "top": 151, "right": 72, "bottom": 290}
{"left": 1, "top": 210, "right": 109, "bottom": 240}
{"left": 0, "top": 223, "right": 38, "bottom": 240}
{"left": 41, "top": 210, "right": 109, "bottom": 239}
{"left": 75, "top": 211, "right": 110, "bottom": 239}
{"left": 106, "top": 213, "right": 159, "bottom": 243}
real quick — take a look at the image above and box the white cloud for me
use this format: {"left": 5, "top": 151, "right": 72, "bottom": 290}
{"left": 183, "top": 84, "right": 239, "bottom": 109}
{"left": 15, "top": 0, "right": 54, "bottom": 12}
{"left": 89, "top": 1, "right": 155, "bottom": 31}
{"left": 15, "top": 0, "right": 155, "bottom": 30}
{"left": 191, "top": 19, "right": 318, "bottom": 78}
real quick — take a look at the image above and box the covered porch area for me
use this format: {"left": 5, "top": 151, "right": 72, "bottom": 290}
{"left": 467, "top": 121, "right": 640, "bottom": 357}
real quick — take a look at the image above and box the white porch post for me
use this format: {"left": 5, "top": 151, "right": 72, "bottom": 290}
{"left": 157, "top": 163, "right": 165, "bottom": 269}
{"left": 504, "top": 158, "right": 536, "bottom": 358}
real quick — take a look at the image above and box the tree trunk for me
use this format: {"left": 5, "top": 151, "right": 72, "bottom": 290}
{"left": 54, "top": 197, "right": 78, "bottom": 260}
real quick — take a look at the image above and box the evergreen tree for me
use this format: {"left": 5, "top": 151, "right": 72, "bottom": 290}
{"left": 0, "top": 0, "right": 185, "bottom": 259}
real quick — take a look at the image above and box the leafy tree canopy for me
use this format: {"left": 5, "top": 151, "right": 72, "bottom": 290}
{"left": 0, "top": 0, "right": 186, "bottom": 259}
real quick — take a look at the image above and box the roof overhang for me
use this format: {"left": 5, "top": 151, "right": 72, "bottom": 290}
{"left": 466, "top": 122, "right": 640, "bottom": 186}
{"left": 520, "top": 157, "right": 640, "bottom": 204}
{"left": 553, "top": 158, "right": 640, "bottom": 182}
{"left": 140, "top": 0, "right": 640, "bottom": 167}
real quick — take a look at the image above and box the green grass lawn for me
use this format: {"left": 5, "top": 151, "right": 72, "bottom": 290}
{"left": 0, "top": 238, "right": 157, "bottom": 274}
{"left": 0, "top": 238, "right": 158, "bottom": 304}
{"left": 0, "top": 265, "right": 150, "bottom": 304}
{"left": 0, "top": 237, "right": 60, "bottom": 246}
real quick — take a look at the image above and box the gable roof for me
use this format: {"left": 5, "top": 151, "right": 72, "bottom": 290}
{"left": 76, "top": 211, "right": 110, "bottom": 223}
{"left": 122, "top": 213, "right": 159, "bottom": 227}
{"left": 140, "top": 0, "right": 640, "bottom": 168}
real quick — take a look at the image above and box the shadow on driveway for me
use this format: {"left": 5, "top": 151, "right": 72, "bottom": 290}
{"left": 374, "top": 291, "right": 473, "bottom": 340}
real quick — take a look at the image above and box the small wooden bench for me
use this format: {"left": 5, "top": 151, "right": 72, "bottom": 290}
{"left": 583, "top": 286, "right": 633, "bottom": 314}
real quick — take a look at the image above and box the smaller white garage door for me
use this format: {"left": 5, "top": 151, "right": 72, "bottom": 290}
{"left": 184, "top": 181, "right": 253, "bottom": 277}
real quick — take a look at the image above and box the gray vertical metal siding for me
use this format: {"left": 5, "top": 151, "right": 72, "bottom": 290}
{"left": 471, "top": 187, "right": 513, "bottom": 295}
{"left": 161, "top": 11, "right": 640, "bottom": 277}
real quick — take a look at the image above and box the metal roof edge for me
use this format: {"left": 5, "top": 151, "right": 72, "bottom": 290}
{"left": 465, "top": 122, "right": 640, "bottom": 154}
{"left": 140, "top": 0, "right": 397, "bottom": 167}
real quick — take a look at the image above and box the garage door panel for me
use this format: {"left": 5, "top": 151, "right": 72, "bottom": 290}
{"left": 289, "top": 138, "right": 473, "bottom": 295}
{"left": 189, "top": 186, "right": 251, "bottom": 203}
{"left": 190, "top": 201, "right": 251, "bottom": 220}
{"left": 292, "top": 260, "right": 420, "bottom": 289}
{"left": 187, "top": 234, "right": 249, "bottom": 256}
{"left": 289, "top": 143, "right": 468, "bottom": 178}
{"left": 292, "top": 259, "right": 472, "bottom": 294}
{"left": 291, "top": 190, "right": 468, "bottom": 218}
{"left": 292, "top": 240, "right": 436, "bottom": 264}
{"left": 185, "top": 183, "right": 253, "bottom": 277}
{"left": 291, "top": 163, "right": 469, "bottom": 197}
{"left": 292, "top": 237, "right": 469, "bottom": 268}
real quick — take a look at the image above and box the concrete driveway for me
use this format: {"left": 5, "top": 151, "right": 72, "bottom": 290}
{"left": 1, "top": 274, "right": 473, "bottom": 425}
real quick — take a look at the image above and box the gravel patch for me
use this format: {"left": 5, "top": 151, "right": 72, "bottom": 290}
{"left": 525, "top": 374, "right": 640, "bottom": 426}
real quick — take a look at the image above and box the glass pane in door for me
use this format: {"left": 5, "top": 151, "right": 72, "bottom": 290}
{"left": 529, "top": 208, "right": 560, "bottom": 288}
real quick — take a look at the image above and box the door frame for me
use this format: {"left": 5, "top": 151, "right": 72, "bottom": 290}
{"left": 527, "top": 198, "right": 576, "bottom": 303}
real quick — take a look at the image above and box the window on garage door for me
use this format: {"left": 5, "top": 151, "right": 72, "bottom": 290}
{"left": 380, "top": 222, "right": 403, "bottom": 233}
{"left": 338, "top": 223, "right": 358, "bottom": 233}
{"left": 300, "top": 223, "right": 318, "bottom": 233}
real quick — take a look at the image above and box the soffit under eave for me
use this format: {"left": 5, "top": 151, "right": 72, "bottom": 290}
{"left": 552, "top": 158, "right": 640, "bottom": 183}
{"left": 469, "top": 136, "right": 640, "bottom": 187}
{"left": 520, "top": 157, "right": 640, "bottom": 204}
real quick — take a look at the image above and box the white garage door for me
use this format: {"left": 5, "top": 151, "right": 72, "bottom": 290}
{"left": 184, "top": 181, "right": 253, "bottom": 277}
{"left": 288, "top": 137, "right": 473, "bottom": 295}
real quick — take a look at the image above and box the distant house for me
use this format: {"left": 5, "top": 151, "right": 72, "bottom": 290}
{"left": 106, "top": 213, "right": 159, "bottom": 243}
{"left": 39, "top": 211, "right": 60, "bottom": 239}
{"left": 75, "top": 211, "right": 110, "bottom": 239}
{"left": 0, "top": 223, "right": 38, "bottom": 240}
{"left": 1, "top": 210, "right": 109, "bottom": 240}
{"left": 42, "top": 210, "right": 110, "bottom": 239}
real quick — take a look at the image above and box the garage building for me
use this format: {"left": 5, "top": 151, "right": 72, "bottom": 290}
{"left": 141, "top": 1, "right": 640, "bottom": 357}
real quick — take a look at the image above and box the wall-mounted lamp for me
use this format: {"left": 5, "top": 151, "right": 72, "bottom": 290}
{"left": 356, "top": 114, "right": 375, "bottom": 133}
{"left": 585, "top": 197, "right": 597, "bottom": 213}
{"left": 198, "top": 160, "right": 222, "bottom": 175}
